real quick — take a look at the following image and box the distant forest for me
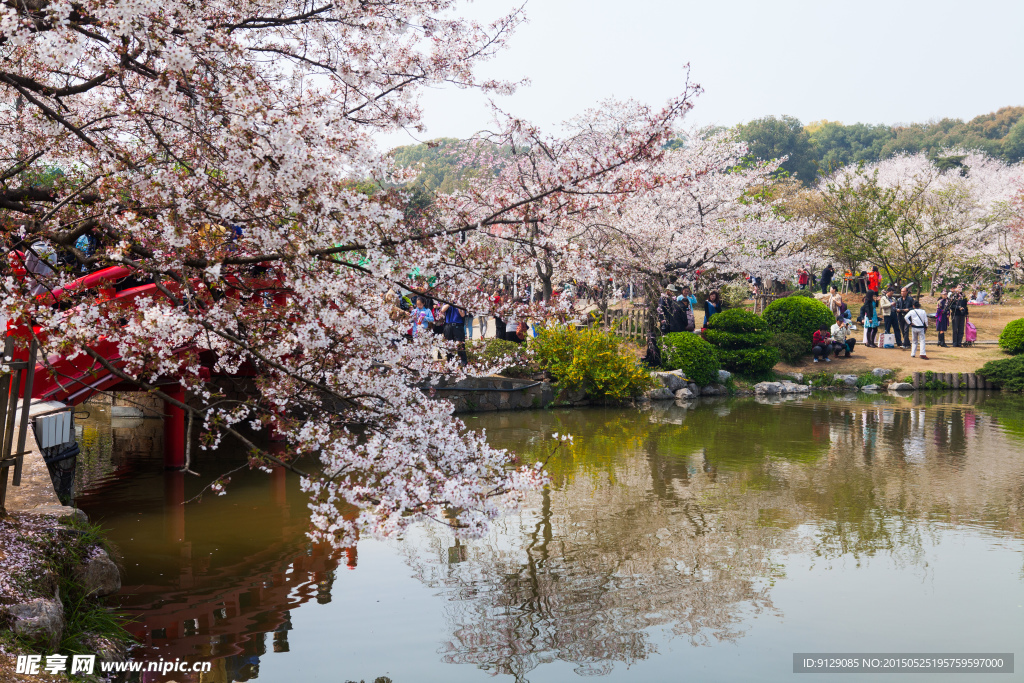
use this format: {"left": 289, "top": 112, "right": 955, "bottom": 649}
{"left": 390, "top": 106, "right": 1024, "bottom": 191}
{"left": 734, "top": 106, "right": 1024, "bottom": 185}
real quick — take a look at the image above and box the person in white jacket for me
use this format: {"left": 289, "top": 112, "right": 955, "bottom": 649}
{"left": 904, "top": 300, "right": 929, "bottom": 359}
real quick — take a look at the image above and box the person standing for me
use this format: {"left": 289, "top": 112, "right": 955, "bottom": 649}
{"left": 441, "top": 302, "right": 468, "bottom": 365}
{"left": 935, "top": 291, "right": 949, "bottom": 347}
{"left": 658, "top": 284, "right": 679, "bottom": 334}
{"left": 949, "top": 286, "right": 970, "bottom": 347}
{"left": 857, "top": 291, "right": 880, "bottom": 348}
{"left": 893, "top": 287, "right": 915, "bottom": 350}
{"left": 867, "top": 266, "right": 881, "bottom": 295}
{"left": 879, "top": 287, "right": 900, "bottom": 348}
{"left": 492, "top": 289, "right": 506, "bottom": 341}
{"left": 678, "top": 285, "right": 699, "bottom": 311}
{"left": 410, "top": 297, "right": 434, "bottom": 337}
{"left": 820, "top": 264, "right": 835, "bottom": 294}
{"left": 798, "top": 267, "right": 810, "bottom": 290}
{"left": 703, "top": 290, "right": 722, "bottom": 327}
{"left": 904, "top": 300, "right": 929, "bottom": 359}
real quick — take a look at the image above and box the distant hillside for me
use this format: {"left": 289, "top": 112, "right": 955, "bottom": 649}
{"left": 735, "top": 106, "right": 1024, "bottom": 184}
{"left": 390, "top": 138, "right": 511, "bottom": 195}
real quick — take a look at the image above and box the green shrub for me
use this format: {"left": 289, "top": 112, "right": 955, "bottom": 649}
{"left": 704, "top": 328, "right": 771, "bottom": 350}
{"left": 763, "top": 296, "right": 835, "bottom": 343}
{"left": 715, "top": 346, "right": 780, "bottom": 377}
{"left": 978, "top": 356, "right": 1024, "bottom": 392}
{"left": 789, "top": 289, "right": 817, "bottom": 298}
{"left": 705, "top": 308, "right": 768, "bottom": 334}
{"left": 532, "top": 325, "right": 653, "bottom": 401}
{"left": 658, "top": 332, "right": 721, "bottom": 386}
{"left": 769, "top": 331, "right": 811, "bottom": 363}
{"left": 467, "top": 338, "right": 533, "bottom": 377}
{"left": 998, "top": 318, "right": 1024, "bottom": 355}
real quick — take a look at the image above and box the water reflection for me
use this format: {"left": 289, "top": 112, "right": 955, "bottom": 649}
{"left": 72, "top": 394, "right": 1024, "bottom": 682}
{"left": 416, "top": 395, "right": 1024, "bottom": 680}
{"left": 74, "top": 405, "right": 350, "bottom": 682}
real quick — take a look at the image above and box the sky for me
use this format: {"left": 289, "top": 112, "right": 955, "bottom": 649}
{"left": 384, "top": 0, "right": 1024, "bottom": 148}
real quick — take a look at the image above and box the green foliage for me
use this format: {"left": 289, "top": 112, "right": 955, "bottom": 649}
{"left": 735, "top": 115, "right": 817, "bottom": 183}
{"left": 769, "top": 331, "right": 811, "bottom": 363}
{"left": 715, "top": 347, "right": 780, "bottom": 378}
{"left": 704, "top": 308, "right": 767, "bottom": 334}
{"left": 978, "top": 356, "right": 1024, "bottom": 392}
{"left": 736, "top": 107, "right": 1024, "bottom": 186}
{"left": 997, "top": 318, "right": 1024, "bottom": 355}
{"left": 532, "top": 325, "right": 653, "bottom": 401}
{"left": 467, "top": 338, "right": 533, "bottom": 377}
{"left": 789, "top": 289, "right": 816, "bottom": 298}
{"left": 704, "top": 328, "right": 771, "bottom": 350}
{"left": 658, "top": 332, "right": 721, "bottom": 386}
{"left": 763, "top": 296, "right": 835, "bottom": 343}
{"left": 704, "top": 309, "right": 778, "bottom": 376}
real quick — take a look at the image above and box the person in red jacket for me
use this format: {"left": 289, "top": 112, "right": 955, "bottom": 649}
{"left": 867, "top": 266, "right": 880, "bottom": 294}
{"left": 797, "top": 267, "right": 810, "bottom": 290}
{"left": 812, "top": 325, "right": 834, "bottom": 363}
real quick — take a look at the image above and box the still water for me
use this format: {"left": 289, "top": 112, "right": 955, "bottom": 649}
{"left": 74, "top": 394, "right": 1024, "bottom": 682}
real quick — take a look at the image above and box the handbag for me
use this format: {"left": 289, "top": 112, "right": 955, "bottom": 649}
{"left": 881, "top": 333, "right": 896, "bottom": 348}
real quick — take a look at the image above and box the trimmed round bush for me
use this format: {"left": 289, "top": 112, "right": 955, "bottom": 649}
{"left": 998, "top": 318, "right": 1024, "bottom": 355}
{"left": 763, "top": 296, "right": 835, "bottom": 343}
{"left": 769, "top": 331, "right": 811, "bottom": 364}
{"left": 658, "top": 332, "right": 720, "bottom": 386}
{"left": 705, "top": 308, "right": 768, "bottom": 334}
{"left": 716, "top": 347, "right": 781, "bottom": 376}
{"left": 705, "top": 309, "right": 771, "bottom": 350}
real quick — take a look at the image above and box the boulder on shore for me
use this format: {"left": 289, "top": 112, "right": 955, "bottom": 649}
{"left": 9, "top": 598, "right": 64, "bottom": 648}
{"left": 834, "top": 374, "right": 858, "bottom": 387}
{"left": 647, "top": 386, "right": 675, "bottom": 401}
{"left": 888, "top": 382, "right": 915, "bottom": 393}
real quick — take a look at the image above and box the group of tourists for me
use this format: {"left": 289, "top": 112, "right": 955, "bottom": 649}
{"left": 657, "top": 283, "right": 722, "bottom": 334}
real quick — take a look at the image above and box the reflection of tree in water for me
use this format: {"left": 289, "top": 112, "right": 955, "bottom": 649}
{"left": 406, "top": 408, "right": 792, "bottom": 681}
{"left": 423, "top": 398, "right": 1024, "bottom": 680}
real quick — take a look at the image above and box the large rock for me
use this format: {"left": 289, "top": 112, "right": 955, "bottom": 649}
{"left": 782, "top": 372, "right": 804, "bottom": 383}
{"left": 647, "top": 386, "right": 675, "bottom": 401}
{"left": 871, "top": 368, "right": 893, "bottom": 378}
{"left": 674, "top": 387, "right": 694, "bottom": 400}
{"left": 76, "top": 550, "right": 121, "bottom": 598}
{"left": 834, "top": 374, "right": 859, "bottom": 387}
{"left": 651, "top": 370, "right": 687, "bottom": 393}
{"left": 687, "top": 382, "right": 699, "bottom": 396}
{"left": 9, "top": 598, "right": 64, "bottom": 648}
{"left": 888, "top": 382, "right": 915, "bottom": 392}
{"left": 717, "top": 369, "right": 732, "bottom": 382}
{"left": 861, "top": 384, "right": 880, "bottom": 393}
{"left": 753, "top": 382, "right": 782, "bottom": 395}
{"left": 700, "top": 384, "right": 728, "bottom": 396}
{"left": 782, "top": 383, "right": 811, "bottom": 394}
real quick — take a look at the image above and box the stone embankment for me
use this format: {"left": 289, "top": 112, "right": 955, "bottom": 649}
{"left": 644, "top": 366, "right": 1000, "bottom": 402}
{"left": 1, "top": 404, "right": 122, "bottom": 662}
{"left": 429, "top": 376, "right": 556, "bottom": 413}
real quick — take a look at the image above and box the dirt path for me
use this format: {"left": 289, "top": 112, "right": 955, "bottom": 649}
{"left": 775, "top": 295, "right": 1021, "bottom": 376}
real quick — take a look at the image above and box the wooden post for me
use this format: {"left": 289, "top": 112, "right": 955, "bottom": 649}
{"left": 163, "top": 385, "right": 186, "bottom": 469}
{"left": 912, "top": 372, "right": 921, "bottom": 390}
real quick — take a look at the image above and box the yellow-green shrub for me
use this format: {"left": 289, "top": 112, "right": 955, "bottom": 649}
{"left": 532, "top": 325, "right": 653, "bottom": 401}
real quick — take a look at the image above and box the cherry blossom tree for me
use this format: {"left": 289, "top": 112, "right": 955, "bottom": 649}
{"left": 0, "top": 0, "right": 700, "bottom": 540}
{"left": 579, "top": 129, "right": 814, "bottom": 325}
{"left": 813, "top": 152, "right": 1022, "bottom": 293}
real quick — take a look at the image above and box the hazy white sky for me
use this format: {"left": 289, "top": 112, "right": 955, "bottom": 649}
{"left": 386, "top": 0, "right": 1024, "bottom": 147}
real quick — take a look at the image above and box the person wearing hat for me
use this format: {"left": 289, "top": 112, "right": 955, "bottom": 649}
{"left": 658, "top": 284, "right": 679, "bottom": 334}
{"left": 831, "top": 315, "right": 855, "bottom": 357}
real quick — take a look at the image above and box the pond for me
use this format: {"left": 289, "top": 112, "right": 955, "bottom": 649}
{"left": 73, "top": 394, "right": 1024, "bottom": 682}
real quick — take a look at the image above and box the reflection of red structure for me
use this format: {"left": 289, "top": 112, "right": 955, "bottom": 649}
{"left": 111, "top": 467, "right": 358, "bottom": 682}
